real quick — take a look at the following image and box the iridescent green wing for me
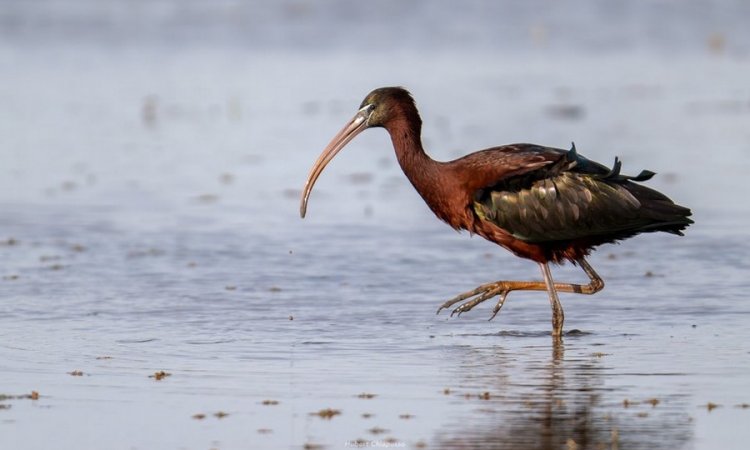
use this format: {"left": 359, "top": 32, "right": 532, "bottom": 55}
{"left": 473, "top": 144, "right": 661, "bottom": 243}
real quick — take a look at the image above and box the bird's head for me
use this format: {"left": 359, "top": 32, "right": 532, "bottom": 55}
{"left": 357, "top": 87, "right": 417, "bottom": 127}
{"left": 299, "top": 87, "right": 417, "bottom": 218}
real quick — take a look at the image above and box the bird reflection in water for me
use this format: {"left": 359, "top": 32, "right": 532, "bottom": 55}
{"left": 433, "top": 339, "right": 692, "bottom": 449}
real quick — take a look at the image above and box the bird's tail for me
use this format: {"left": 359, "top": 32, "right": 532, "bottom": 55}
{"left": 625, "top": 182, "right": 693, "bottom": 235}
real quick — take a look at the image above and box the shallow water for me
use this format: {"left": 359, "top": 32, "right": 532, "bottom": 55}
{"left": 2, "top": 2, "right": 750, "bottom": 449}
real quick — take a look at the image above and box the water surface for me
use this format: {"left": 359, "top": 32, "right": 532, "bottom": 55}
{"left": 2, "top": 2, "right": 750, "bottom": 449}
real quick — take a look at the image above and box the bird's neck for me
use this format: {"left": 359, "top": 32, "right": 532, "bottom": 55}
{"left": 387, "top": 117, "right": 438, "bottom": 193}
{"left": 385, "top": 117, "right": 463, "bottom": 227}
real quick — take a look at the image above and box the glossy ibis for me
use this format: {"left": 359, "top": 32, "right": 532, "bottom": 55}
{"left": 300, "top": 87, "right": 692, "bottom": 338}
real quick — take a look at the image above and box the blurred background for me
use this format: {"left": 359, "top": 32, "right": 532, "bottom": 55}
{"left": 2, "top": 0, "right": 749, "bottom": 51}
{"left": 2, "top": 0, "right": 749, "bottom": 220}
{"left": 2, "top": 2, "right": 750, "bottom": 449}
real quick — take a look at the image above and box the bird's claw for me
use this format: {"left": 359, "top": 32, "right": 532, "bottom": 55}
{"left": 449, "top": 302, "right": 474, "bottom": 318}
{"left": 488, "top": 291, "right": 509, "bottom": 321}
{"left": 437, "top": 284, "right": 510, "bottom": 319}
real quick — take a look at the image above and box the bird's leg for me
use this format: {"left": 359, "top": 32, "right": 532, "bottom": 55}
{"left": 539, "top": 262, "right": 564, "bottom": 338}
{"left": 568, "top": 258, "right": 605, "bottom": 294}
{"left": 436, "top": 257, "right": 604, "bottom": 325}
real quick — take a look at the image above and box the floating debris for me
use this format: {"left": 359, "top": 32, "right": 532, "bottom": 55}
{"left": 662, "top": 172, "right": 679, "bottom": 184}
{"left": 735, "top": 403, "right": 750, "bottom": 409}
{"left": 242, "top": 154, "right": 264, "bottom": 165}
{"left": 705, "top": 402, "right": 720, "bottom": 412}
{"left": 566, "top": 438, "right": 579, "bottom": 450}
{"left": 301, "top": 100, "right": 320, "bottom": 116}
{"left": 225, "top": 285, "right": 237, "bottom": 291}
{"left": 214, "top": 411, "right": 229, "bottom": 419}
{"left": 126, "top": 248, "right": 165, "bottom": 259}
{"left": 192, "top": 414, "right": 206, "bottom": 420}
{"left": 442, "top": 388, "right": 451, "bottom": 395}
{"left": 60, "top": 180, "right": 77, "bottom": 191}
{"left": 2, "top": 275, "right": 19, "bottom": 281}
{"left": 645, "top": 398, "right": 660, "bottom": 407}
{"left": 479, "top": 391, "right": 491, "bottom": 400}
{"left": 142, "top": 95, "right": 158, "bottom": 127}
{"left": 592, "top": 352, "right": 610, "bottom": 358}
{"left": 283, "top": 188, "right": 300, "bottom": 199}
{"left": 303, "top": 443, "right": 325, "bottom": 450}
{"left": 261, "top": 400, "right": 279, "bottom": 405}
{"left": 68, "top": 370, "right": 84, "bottom": 376}
{"left": 312, "top": 408, "right": 341, "bottom": 419}
{"left": 347, "top": 172, "right": 374, "bottom": 185}
{"left": 95, "top": 356, "right": 113, "bottom": 360}
{"left": 357, "top": 393, "right": 377, "bottom": 399}
{"left": 219, "top": 173, "right": 235, "bottom": 185}
{"left": 361, "top": 413, "right": 373, "bottom": 419}
{"left": 269, "top": 286, "right": 282, "bottom": 292}
{"left": 288, "top": 315, "right": 294, "bottom": 321}
{"left": 368, "top": 427, "right": 388, "bottom": 435}
{"left": 192, "top": 193, "right": 219, "bottom": 204}
{"left": 149, "top": 371, "right": 171, "bottom": 381}
{"left": 257, "top": 428, "right": 272, "bottom": 434}
{"left": 636, "top": 412, "right": 649, "bottom": 418}
{"left": 398, "top": 414, "right": 414, "bottom": 420}
{"left": 30, "top": 391, "right": 39, "bottom": 400}
{"left": 0, "top": 404, "right": 10, "bottom": 410}
{"left": 1, "top": 238, "right": 18, "bottom": 246}
{"left": 546, "top": 104, "right": 585, "bottom": 120}
{"left": 707, "top": 32, "right": 726, "bottom": 54}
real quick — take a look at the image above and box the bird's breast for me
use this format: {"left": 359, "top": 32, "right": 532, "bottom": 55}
{"left": 412, "top": 181, "right": 475, "bottom": 232}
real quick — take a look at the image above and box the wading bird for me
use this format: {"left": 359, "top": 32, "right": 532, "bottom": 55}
{"left": 300, "top": 87, "right": 692, "bottom": 338}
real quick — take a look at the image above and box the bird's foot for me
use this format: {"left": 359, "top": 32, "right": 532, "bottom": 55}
{"left": 436, "top": 282, "right": 510, "bottom": 319}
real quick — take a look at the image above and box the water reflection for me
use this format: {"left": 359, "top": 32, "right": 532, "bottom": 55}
{"left": 436, "top": 339, "right": 692, "bottom": 449}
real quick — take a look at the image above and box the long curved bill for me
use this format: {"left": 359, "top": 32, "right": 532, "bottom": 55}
{"left": 299, "top": 106, "right": 371, "bottom": 218}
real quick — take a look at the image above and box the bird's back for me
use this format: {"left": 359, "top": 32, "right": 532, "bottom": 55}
{"left": 467, "top": 143, "right": 692, "bottom": 261}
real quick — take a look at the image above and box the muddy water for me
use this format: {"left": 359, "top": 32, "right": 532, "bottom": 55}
{"left": 2, "top": 3, "right": 750, "bottom": 449}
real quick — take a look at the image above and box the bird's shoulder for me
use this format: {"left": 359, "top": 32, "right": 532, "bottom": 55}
{"left": 458, "top": 142, "right": 655, "bottom": 191}
{"left": 453, "top": 143, "right": 564, "bottom": 172}
{"left": 448, "top": 143, "right": 564, "bottom": 193}
{"left": 451, "top": 142, "right": 605, "bottom": 192}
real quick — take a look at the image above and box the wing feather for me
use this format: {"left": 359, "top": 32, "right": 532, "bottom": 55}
{"left": 477, "top": 172, "right": 646, "bottom": 242}
{"left": 467, "top": 143, "right": 691, "bottom": 244}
